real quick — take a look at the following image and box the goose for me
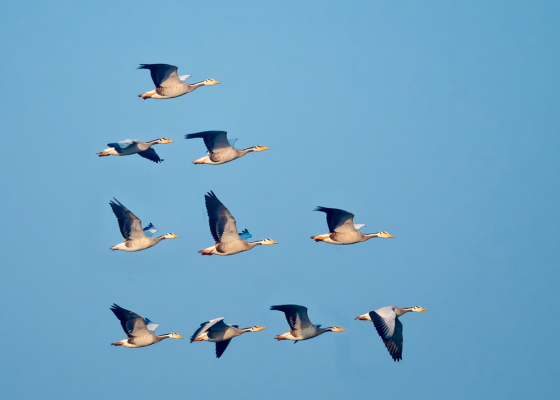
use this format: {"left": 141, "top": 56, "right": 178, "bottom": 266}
{"left": 137, "top": 64, "right": 219, "bottom": 99}
{"left": 185, "top": 131, "right": 268, "bottom": 165}
{"left": 190, "top": 317, "right": 266, "bottom": 358}
{"left": 355, "top": 306, "right": 426, "bottom": 361}
{"left": 311, "top": 206, "right": 393, "bottom": 245}
{"left": 110, "top": 304, "right": 183, "bottom": 348}
{"left": 97, "top": 138, "right": 173, "bottom": 163}
{"left": 109, "top": 198, "right": 179, "bottom": 251}
{"left": 270, "top": 304, "right": 345, "bottom": 343}
{"left": 199, "top": 191, "right": 278, "bottom": 256}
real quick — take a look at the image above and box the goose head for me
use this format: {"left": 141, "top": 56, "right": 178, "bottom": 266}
{"left": 376, "top": 231, "right": 394, "bottom": 238}
{"left": 258, "top": 238, "right": 278, "bottom": 245}
{"left": 251, "top": 145, "right": 269, "bottom": 152}
{"left": 161, "top": 233, "right": 180, "bottom": 239}
{"left": 327, "top": 326, "right": 346, "bottom": 332}
{"left": 167, "top": 333, "right": 184, "bottom": 339}
{"left": 203, "top": 79, "right": 220, "bottom": 86}
{"left": 405, "top": 306, "right": 427, "bottom": 312}
{"left": 155, "top": 138, "right": 174, "bottom": 144}
{"left": 247, "top": 325, "right": 267, "bottom": 332}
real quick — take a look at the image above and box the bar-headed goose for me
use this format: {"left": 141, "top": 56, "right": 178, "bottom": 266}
{"left": 110, "top": 304, "right": 183, "bottom": 348}
{"left": 190, "top": 317, "right": 266, "bottom": 358}
{"left": 271, "top": 304, "right": 345, "bottom": 343}
{"left": 185, "top": 131, "right": 268, "bottom": 165}
{"left": 97, "top": 138, "right": 173, "bottom": 163}
{"left": 109, "top": 198, "right": 179, "bottom": 252}
{"left": 199, "top": 191, "right": 278, "bottom": 256}
{"left": 137, "top": 64, "right": 219, "bottom": 99}
{"left": 355, "top": 306, "right": 426, "bottom": 361}
{"left": 311, "top": 206, "right": 393, "bottom": 245}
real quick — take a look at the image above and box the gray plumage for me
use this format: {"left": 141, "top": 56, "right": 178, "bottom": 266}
{"left": 137, "top": 64, "right": 219, "bottom": 99}
{"left": 270, "top": 304, "right": 344, "bottom": 342}
{"left": 98, "top": 138, "right": 173, "bottom": 163}
{"left": 185, "top": 131, "right": 268, "bottom": 165}
{"left": 110, "top": 304, "right": 182, "bottom": 348}
{"left": 311, "top": 206, "right": 393, "bottom": 244}
{"left": 190, "top": 317, "right": 265, "bottom": 358}
{"left": 109, "top": 198, "right": 178, "bottom": 252}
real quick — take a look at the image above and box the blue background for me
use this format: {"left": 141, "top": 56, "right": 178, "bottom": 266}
{"left": 1, "top": 1, "right": 559, "bottom": 399}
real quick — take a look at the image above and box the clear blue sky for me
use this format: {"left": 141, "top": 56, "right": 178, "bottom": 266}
{"left": 1, "top": 1, "right": 559, "bottom": 399}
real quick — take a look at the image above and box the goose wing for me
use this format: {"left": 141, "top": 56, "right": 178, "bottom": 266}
{"left": 239, "top": 229, "right": 252, "bottom": 240}
{"left": 215, "top": 339, "right": 232, "bottom": 358}
{"left": 369, "top": 307, "right": 403, "bottom": 362}
{"left": 110, "top": 304, "right": 150, "bottom": 337}
{"left": 270, "top": 305, "right": 314, "bottom": 332}
{"left": 185, "top": 131, "right": 232, "bottom": 154}
{"left": 314, "top": 207, "right": 356, "bottom": 233}
{"left": 109, "top": 198, "right": 146, "bottom": 240}
{"left": 138, "top": 148, "right": 163, "bottom": 163}
{"left": 137, "top": 64, "right": 182, "bottom": 87}
{"left": 204, "top": 191, "right": 241, "bottom": 243}
{"left": 144, "top": 318, "right": 159, "bottom": 332}
{"left": 143, "top": 223, "right": 158, "bottom": 238}
{"left": 190, "top": 317, "right": 227, "bottom": 342}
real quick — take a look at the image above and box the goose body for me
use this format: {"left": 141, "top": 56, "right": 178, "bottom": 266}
{"left": 97, "top": 138, "right": 173, "bottom": 163}
{"left": 270, "top": 304, "right": 345, "bottom": 343}
{"left": 137, "top": 64, "right": 219, "bottom": 99}
{"left": 199, "top": 191, "right": 278, "bottom": 256}
{"left": 109, "top": 198, "right": 179, "bottom": 252}
{"left": 110, "top": 304, "right": 183, "bottom": 348}
{"left": 185, "top": 131, "right": 268, "bottom": 165}
{"left": 355, "top": 305, "right": 426, "bottom": 361}
{"left": 311, "top": 206, "right": 393, "bottom": 245}
{"left": 191, "top": 317, "right": 266, "bottom": 358}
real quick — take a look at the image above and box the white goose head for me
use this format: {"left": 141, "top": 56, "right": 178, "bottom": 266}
{"left": 203, "top": 79, "right": 220, "bottom": 86}
{"left": 161, "top": 233, "right": 180, "bottom": 239}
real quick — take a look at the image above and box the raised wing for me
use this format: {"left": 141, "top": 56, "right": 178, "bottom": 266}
{"left": 215, "top": 339, "right": 232, "bottom": 358}
{"left": 109, "top": 198, "right": 146, "bottom": 240}
{"left": 110, "top": 304, "right": 150, "bottom": 337}
{"left": 143, "top": 223, "right": 158, "bottom": 238}
{"left": 107, "top": 139, "right": 135, "bottom": 149}
{"left": 144, "top": 318, "right": 159, "bottom": 332}
{"left": 228, "top": 138, "right": 238, "bottom": 147}
{"left": 369, "top": 307, "right": 403, "bottom": 361}
{"left": 178, "top": 75, "right": 191, "bottom": 81}
{"left": 354, "top": 224, "right": 366, "bottom": 230}
{"left": 314, "top": 206, "right": 356, "bottom": 233}
{"left": 190, "top": 317, "right": 227, "bottom": 343}
{"left": 137, "top": 64, "right": 182, "bottom": 87}
{"left": 138, "top": 148, "right": 163, "bottom": 163}
{"left": 270, "top": 304, "right": 314, "bottom": 332}
{"left": 185, "top": 131, "right": 232, "bottom": 154}
{"left": 204, "top": 191, "right": 241, "bottom": 243}
{"left": 239, "top": 229, "right": 252, "bottom": 240}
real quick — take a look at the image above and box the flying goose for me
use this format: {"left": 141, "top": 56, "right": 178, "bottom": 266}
{"left": 110, "top": 304, "right": 183, "bottom": 348}
{"left": 355, "top": 306, "right": 426, "bottom": 361}
{"left": 199, "top": 191, "right": 278, "bottom": 256}
{"left": 190, "top": 317, "right": 266, "bottom": 358}
{"left": 137, "top": 64, "right": 219, "bottom": 99}
{"left": 97, "top": 138, "right": 173, "bottom": 163}
{"left": 270, "top": 304, "right": 345, "bottom": 343}
{"left": 311, "top": 206, "right": 393, "bottom": 245}
{"left": 185, "top": 131, "right": 268, "bottom": 165}
{"left": 109, "top": 198, "right": 179, "bottom": 252}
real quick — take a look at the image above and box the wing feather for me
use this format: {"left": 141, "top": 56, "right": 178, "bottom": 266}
{"left": 137, "top": 64, "right": 182, "bottom": 87}
{"left": 204, "top": 191, "right": 241, "bottom": 243}
{"left": 185, "top": 131, "right": 232, "bottom": 154}
{"left": 314, "top": 207, "right": 356, "bottom": 233}
{"left": 109, "top": 199, "right": 146, "bottom": 240}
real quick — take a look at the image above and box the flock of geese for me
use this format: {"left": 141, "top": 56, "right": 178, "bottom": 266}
{"left": 103, "top": 63, "right": 426, "bottom": 362}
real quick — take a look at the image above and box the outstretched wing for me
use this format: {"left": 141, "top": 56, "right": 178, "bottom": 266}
{"left": 185, "top": 131, "right": 232, "bottom": 154}
{"left": 215, "top": 339, "right": 232, "bottom": 358}
{"left": 138, "top": 148, "right": 163, "bottom": 163}
{"left": 204, "top": 191, "right": 241, "bottom": 243}
{"left": 369, "top": 308, "right": 403, "bottom": 362}
{"left": 109, "top": 198, "right": 146, "bottom": 240}
{"left": 239, "top": 229, "right": 252, "bottom": 240}
{"left": 143, "top": 223, "right": 158, "bottom": 238}
{"left": 144, "top": 318, "right": 159, "bottom": 332}
{"left": 110, "top": 304, "right": 150, "bottom": 337}
{"left": 178, "top": 75, "right": 191, "bottom": 81}
{"left": 270, "top": 304, "right": 314, "bottom": 332}
{"left": 190, "top": 317, "right": 228, "bottom": 342}
{"left": 137, "top": 64, "right": 182, "bottom": 87}
{"left": 314, "top": 206, "right": 356, "bottom": 233}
